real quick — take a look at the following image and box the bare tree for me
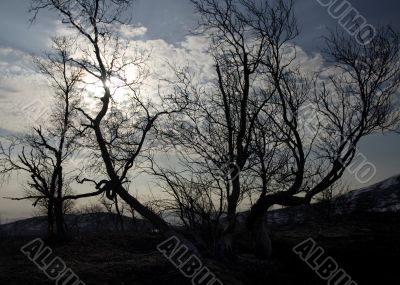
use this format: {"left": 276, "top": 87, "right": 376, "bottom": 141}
{"left": 246, "top": 24, "right": 400, "bottom": 258}
{"left": 162, "top": 0, "right": 400, "bottom": 259}
{"left": 0, "top": 37, "right": 83, "bottom": 239}
{"left": 34, "top": 185, "right": 76, "bottom": 216}
{"left": 27, "top": 0, "right": 400, "bottom": 262}
{"left": 29, "top": 0, "right": 199, "bottom": 251}
{"left": 156, "top": 0, "right": 289, "bottom": 256}
{"left": 146, "top": 154, "right": 226, "bottom": 254}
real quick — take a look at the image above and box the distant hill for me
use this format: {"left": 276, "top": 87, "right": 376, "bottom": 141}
{"left": 267, "top": 175, "right": 400, "bottom": 225}
{"left": 2, "top": 175, "right": 400, "bottom": 236}
{"left": 0, "top": 212, "right": 154, "bottom": 237}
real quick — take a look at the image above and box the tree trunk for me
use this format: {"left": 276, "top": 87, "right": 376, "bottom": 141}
{"left": 217, "top": 230, "right": 234, "bottom": 260}
{"left": 55, "top": 198, "right": 67, "bottom": 240}
{"left": 246, "top": 196, "right": 273, "bottom": 259}
{"left": 218, "top": 173, "right": 241, "bottom": 258}
{"left": 47, "top": 199, "right": 55, "bottom": 238}
{"left": 114, "top": 196, "right": 124, "bottom": 233}
{"left": 250, "top": 215, "right": 272, "bottom": 259}
{"left": 54, "top": 164, "right": 67, "bottom": 240}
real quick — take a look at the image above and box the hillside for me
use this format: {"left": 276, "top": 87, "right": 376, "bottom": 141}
{"left": 0, "top": 212, "right": 153, "bottom": 237}
{"left": 0, "top": 175, "right": 399, "bottom": 284}
{"left": 267, "top": 174, "right": 400, "bottom": 225}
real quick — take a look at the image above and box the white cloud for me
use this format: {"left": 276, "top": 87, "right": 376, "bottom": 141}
{"left": 0, "top": 25, "right": 328, "bottom": 136}
{"left": 281, "top": 43, "right": 325, "bottom": 75}
{"left": 0, "top": 47, "right": 51, "bottom": 133}
{"left": 120, "top": 25, "right": 148, "bottom": 39}
{"left": 0, "top": 47, "right": 13, "bottom": 56}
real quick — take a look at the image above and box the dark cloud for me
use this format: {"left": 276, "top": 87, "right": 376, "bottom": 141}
{"left": 1, "top": 0, "right": 399, "bottom": 51}
{"left": 130, "top": 0, "right": 197, "bottom": 43}
{"left": 294, "top": 0, "right": 400, "bottom": 53}
{"left": 0, "top": 0, "right": 56, "bottom": 54}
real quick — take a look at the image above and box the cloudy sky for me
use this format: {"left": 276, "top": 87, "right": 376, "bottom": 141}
{"left": 0, "top": 0, "right": 399, "bottom": 221}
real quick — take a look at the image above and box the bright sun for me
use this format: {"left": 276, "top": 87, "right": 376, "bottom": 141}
{"left": 84, "top": 77, "right": 124, "bottom": 104}
{"left": 83, "top": 66, "right": 138, "bottom": 104}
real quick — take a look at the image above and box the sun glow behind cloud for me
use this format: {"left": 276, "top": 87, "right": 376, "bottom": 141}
{"left": 81, "top": 59, "right": 141, "bottom": 105}
{"left": 0, "top": 22, "right": 326, "bottom": 134}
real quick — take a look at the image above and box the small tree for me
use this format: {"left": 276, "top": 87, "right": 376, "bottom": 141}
{"left": 0, "top": 37, "right": 83, "bottom": 239}
{"left": 148, "top": 156, "right": 226, "bottom": 253}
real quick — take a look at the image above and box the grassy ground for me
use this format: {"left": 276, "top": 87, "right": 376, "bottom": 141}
{"left": 0, "top": 217, "right": 399, "bottom": 284}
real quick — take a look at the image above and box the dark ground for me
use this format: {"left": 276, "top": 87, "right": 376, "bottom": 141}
{"left": 0, "top": 215, "right": 399, "bottom": 285}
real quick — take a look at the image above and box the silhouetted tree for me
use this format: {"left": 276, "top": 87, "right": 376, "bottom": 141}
{"left": 165, "top": 0, "right": 400, "bottom": 259}
{"left": 0, "top": 37, "right": 83, "bottom": 239}
{"left": 246, "top": 24, "right": 400, "bottom": 258}
{"left": 147, "top": 155, "right": 226, "bottom": 254}
{"left": 158, "top": 0, "right": 289, "bottom": 256}
{"left": 29, "top": 0, "right": 198, "bottom": 252}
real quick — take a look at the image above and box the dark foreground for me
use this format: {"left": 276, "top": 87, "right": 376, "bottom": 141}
{"left": 0, "top": 215, "right": 399, "bottom": 285}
